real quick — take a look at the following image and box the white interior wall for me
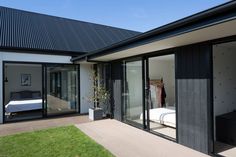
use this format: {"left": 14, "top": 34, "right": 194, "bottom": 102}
{"left": 213, "top": 42, "right": 236, "bottom": 117}
{"left": 0, "top": 51, "right": 71, "bottom": 124}
{"left": 4, "top": 64, "right": 42, "bottom": 104}
{"left": 149, "top": 58, "right": 175, "bottom": 106}
{"left": 80, "top": 64, "right": 94, "bottom": 113}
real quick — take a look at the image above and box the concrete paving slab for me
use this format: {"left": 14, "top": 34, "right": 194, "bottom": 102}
{"left": 76, "top": 119, "right": 210, "bottom": 157}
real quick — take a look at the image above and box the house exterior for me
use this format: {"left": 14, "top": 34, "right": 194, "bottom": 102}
{"left": 0, "top": 6, "right": 140, "bottom": 123}
{"left": 72, "top": 1, "right": 236, "bottom": 156}
{"left": 1, "top": 1, "right": 236, "bottom": 156}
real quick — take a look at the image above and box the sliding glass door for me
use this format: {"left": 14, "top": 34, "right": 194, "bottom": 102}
{"left": 122, "top": 55, "right": 176, "bottom": 140}
{"left": 45, "top": 64, "right": 79, "bottom": 116}
{"left": 3, "top": 63, "right": 43, "bottom": 122}
{"left": 123, "top": 59, "right": 144, "bottom": 127}
{"left": 147, "top": 55, "right": 176, "bottom": 139}
{"left": 3, "top": 63, "right": 79, "bottom": 123}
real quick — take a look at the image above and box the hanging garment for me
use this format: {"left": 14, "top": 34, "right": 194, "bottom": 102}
{"left": 161, "top": 86, "right": 167, "bottom": 107}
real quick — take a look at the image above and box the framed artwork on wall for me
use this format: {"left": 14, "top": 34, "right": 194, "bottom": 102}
{"left": 21, "top": 74, "right": 31, "bottom": 86}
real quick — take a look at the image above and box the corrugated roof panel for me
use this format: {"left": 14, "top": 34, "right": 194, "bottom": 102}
{"left": 0, "top": 6, "right": 140, "bottom": 55}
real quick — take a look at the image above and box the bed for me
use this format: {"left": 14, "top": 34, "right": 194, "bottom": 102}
{"left": 5, "top": 91, "right": 42, "bottom": 114}
{"left": 140, "top": 107, "right": 176, "bottom": 128}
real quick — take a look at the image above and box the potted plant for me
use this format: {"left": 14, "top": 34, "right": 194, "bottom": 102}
{"left": 87, "top": 70, "right": 110, "bottom": 120}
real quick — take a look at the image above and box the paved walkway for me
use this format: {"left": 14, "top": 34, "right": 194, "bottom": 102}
{"left": 0, "top": 114, "right": 90, "bottom": 136}
{"left": 76, "top": 119, "right": 210, "bottom": 157}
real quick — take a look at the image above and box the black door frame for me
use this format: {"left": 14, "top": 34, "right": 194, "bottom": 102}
{"left": 2, "top": 61, "right": 44, "bottom": 122}
{"left": 145, "top": 54, "right": 177, "bottom": 141}
{"left": 2, "top": 61, "right": 80, "bottom": 123}
{"left": 122, "top": 57, "right": 146, "bottom": 129}
{"left": 122, "top": 53, "right": 177, "bottom": 141}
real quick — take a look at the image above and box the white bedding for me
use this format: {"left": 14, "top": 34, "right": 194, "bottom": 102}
{"left": 5, "top": 99, "right": 42, "bottom": 113}
{"left": 140, "top": 108, "right": 176, "bottom": 128}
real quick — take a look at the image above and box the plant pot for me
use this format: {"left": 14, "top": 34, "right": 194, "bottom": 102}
{"left": 89, "top": 108, "right": 103, "bottom": 120}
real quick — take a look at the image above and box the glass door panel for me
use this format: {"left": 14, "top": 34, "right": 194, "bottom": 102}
{"left": 46, "top": 64, "right": 78, "bottom": 116}
{"left": 123, "top": 59, "right": 144, "bottom": 127}
{"left": 147, "top": 55, "right": 176, "bottom": 139}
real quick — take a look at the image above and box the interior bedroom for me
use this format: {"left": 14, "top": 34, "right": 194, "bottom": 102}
{"left": 4, "top": 63, "right": 43, "bottom": 122}
{"left": 147, "top": 54, "right": 176, "bottom": 139}
{"left": 213, "top": 41, "right": 236, "bottom": 157}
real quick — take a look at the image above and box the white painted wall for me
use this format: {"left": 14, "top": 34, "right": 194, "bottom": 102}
{"left": 149, "top": 58, "right": 175, "bottom": 106}
{"left": 4, "top": 64, "right": 42, "bottom": 104}
{"left": 80, "top": 64, "right": 94, "bottom": 113}
{"left": 0, "top": 51, "right": 71, "bottom": 124}
{"left": 0, "top": 52, "right": 71, "bottom": 63}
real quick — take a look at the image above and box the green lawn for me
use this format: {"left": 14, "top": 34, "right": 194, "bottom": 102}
{"left": 0, "top": 126, "right": 114, "bottom": 157}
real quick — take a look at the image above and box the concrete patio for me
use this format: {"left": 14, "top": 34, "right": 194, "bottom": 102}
{"left": 0, "top": 114, "right": 90, "bottom": 136}
{"left": 0, "top": 116, "right": 213, "bottom": 157}
{"left": 76, "top": 119, "right": 210, "bottom": 157}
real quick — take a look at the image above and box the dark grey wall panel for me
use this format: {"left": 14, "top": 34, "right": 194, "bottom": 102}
{"left": 176, "top": 43, "right": 211, "bottom": 79}
{"left": 112, "top": 80, "right": 122, "bottom": 121}
{"left": 111, "top": 62, "right": 123, "bottom": 121}
{"left": 177, "top": 79, "right": 210, "bottom": 153}
{"left": 176, "top": 43, "right": 212, "bottom": 154}
{"left": 0, "top": 6, "right": 140, "bottom": 54}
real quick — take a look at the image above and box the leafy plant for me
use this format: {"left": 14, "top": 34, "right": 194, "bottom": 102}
{"left": 87, "top": 70, "right": 110, "bottom": 109}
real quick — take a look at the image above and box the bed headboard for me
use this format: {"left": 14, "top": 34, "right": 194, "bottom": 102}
{"left": 10, "top": 91, "right": 41, "bottom": 100}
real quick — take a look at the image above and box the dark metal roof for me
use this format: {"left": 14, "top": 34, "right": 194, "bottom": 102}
{"left": 72, "top": 1, "right": 236, "bottom": 61}
{"left": 0, "top": 6, "right": 140, "bottom": 55}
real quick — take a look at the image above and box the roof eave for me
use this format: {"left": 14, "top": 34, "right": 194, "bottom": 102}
{"left": 71, "top": 1, "right": 236, "bottom": 62}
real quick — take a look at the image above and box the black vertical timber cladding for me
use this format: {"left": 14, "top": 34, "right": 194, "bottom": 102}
{"left": 176, "top": 43, "right": 212, "bottom": 154}
{"left": 176, "top": 43, "right": 211, "bottom": 79}
{"left": 111, "top": 61, "right": 123, "bottom": 121}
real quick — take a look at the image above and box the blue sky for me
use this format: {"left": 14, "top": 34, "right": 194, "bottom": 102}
{"left": 0, "top": 0, "right": 229, "bottom": 32}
